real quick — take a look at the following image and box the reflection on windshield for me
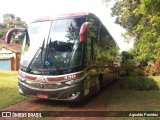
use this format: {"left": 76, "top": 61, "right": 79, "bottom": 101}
{"left": 20, "top": 17, "right": 86, "bottom": 73}
{"left": 20, "top": 21, "right": 51, "bottom": 69}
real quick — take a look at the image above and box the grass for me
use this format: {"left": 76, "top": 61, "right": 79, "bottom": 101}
{"left": 0, "top": 70, "right": 27, "bottom": 109}
{"left": 105, "top": 80, "right": 160, "bottom": 120}
{"left": 119, "top": 76, "right": 160, "bottom": 90}
{"left": 1, "top": 70, "right": 160, "bottom": 120}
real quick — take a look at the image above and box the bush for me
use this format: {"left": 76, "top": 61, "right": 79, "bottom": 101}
{"left": 120, "top": 58, "right": 160, "bottom": 77}
{"left": 120, "top": 60, "right": 145, "bottom": 77}
{"left": 154, "top": 58, "right": 160, "bottom": 75}
{"left": 131, "top": 67, "right": 145, "bottom": 76}
{"left": 120, "top": 76, "right": 159, "bottom": 91}
{"left": 121, "top": 60, "right": 135, "bottom": 76}
{"left": 144, "top": 65, "right": 155, "bottom": 76}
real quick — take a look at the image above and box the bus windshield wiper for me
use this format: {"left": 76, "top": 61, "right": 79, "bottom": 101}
{"left": 41, "top": 38, "right": 45, "bottom": 58}
{"left": 26, "top": 38, "right": 46, "bottom": 72}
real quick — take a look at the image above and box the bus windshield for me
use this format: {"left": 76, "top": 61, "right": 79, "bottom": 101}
{"left": 20, "top": 17, "right": 86, "bottom": 74}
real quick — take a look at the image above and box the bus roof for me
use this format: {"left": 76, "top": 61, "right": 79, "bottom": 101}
{"left": 32, "top": 12, "right": 96, "bottom": 22}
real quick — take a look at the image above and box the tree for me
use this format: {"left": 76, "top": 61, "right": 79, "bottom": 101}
{"left": 111, "top": 0, "right": 160, "bottom": 61}
{"left": 101, "top": 0, "right": 113, "bottom": 6}
{"left": 121, "top": 51, "right": 133, "bottom": 63}
{"left": 0, "top": 14, "right": 27, "bottom": 44}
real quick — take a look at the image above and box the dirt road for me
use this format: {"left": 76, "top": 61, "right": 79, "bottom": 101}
{"left": 1, "top": 83, "right": 114, "bottom": 120}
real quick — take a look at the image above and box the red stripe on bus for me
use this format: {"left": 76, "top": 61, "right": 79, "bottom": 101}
{"left": 19, "top": 71, "right": 84, "bottom": 82}
{"left": 25, "top": 75, "right": 37, "bottom": 81}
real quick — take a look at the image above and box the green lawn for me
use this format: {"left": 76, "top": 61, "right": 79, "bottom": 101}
{"left": 0, "top": 70, "right": 27, "bottom": 109}
{"left": 105, "top": 80, "right": 160, "bottom": 120}
{"left": 107, "top": 87, "right": 160, "bottom": 111}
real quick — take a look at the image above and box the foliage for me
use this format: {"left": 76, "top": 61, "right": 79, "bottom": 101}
{"left": 154, "top": 58, "right": 160, "bottom": 75}
{"left": 0, "top": 14, "right": 27, "bottom": 44}
{"left": 121, "top": 51, "right": 133, "bottom": 63}
{"left": 120, "top": 58, "right": 160, "bottom": 77}
{"left": 120, "top": 76, "right": 159, "bottom": 91}
{"left": 111, "top": 0, "right": 160, "bottom": 61}
{"left": 142, "top": 58, "right": 160, "bottom": 76}
{"left": 101, "top": 0, "right": 113, "bottom": 7}
{"left": 120, "top": 60, "right": 136, "bottom": 76}
{"left": 131, "top": 67, "right": 144, "bottom": 76}
{"left": 144, "top": 65, "right": 155, "bottom": 76}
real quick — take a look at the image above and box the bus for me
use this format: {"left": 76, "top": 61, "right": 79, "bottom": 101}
{"left": 5, "top": 12, "right": 119, "bottom": 102}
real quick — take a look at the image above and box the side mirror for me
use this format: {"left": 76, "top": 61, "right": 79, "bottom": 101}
{"left": 79, "top": 22, "right": 91, "bottom": 43}
{"left": 5, "top": 28, "right": 27, "bottom": 44}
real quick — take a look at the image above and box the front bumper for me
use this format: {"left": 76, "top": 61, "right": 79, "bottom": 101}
{"left": 18, "top": 80, "right": 84, "bottom": 102}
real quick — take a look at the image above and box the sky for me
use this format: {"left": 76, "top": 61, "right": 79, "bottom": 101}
{"left": 0, "top": 0, "right": 133, "bottom": 51}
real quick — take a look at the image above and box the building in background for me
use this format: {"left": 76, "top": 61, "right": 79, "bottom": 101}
{"left": 0, "top": 40, "right": 21, "bottom": 70}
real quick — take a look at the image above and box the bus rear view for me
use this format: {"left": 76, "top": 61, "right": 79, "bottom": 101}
{"left": 6, "top": 12, "right": 119, "bottom": 102}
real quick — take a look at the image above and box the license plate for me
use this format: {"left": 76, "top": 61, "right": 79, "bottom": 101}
{"left": 37, "top": 93, "right": 48, "bottom": 99}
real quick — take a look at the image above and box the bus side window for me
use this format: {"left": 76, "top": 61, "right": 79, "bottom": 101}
{"left": 86, "top": 26, "right": 97, "bottom": 66}
{"left": 97, "top": 24, "right": 118, "bottom": 65}
{"left": 88, "top": 16, "right": 100, "bottom": 27}
{"left": 88, "top": 16, "right": 100, "bottom": 34}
